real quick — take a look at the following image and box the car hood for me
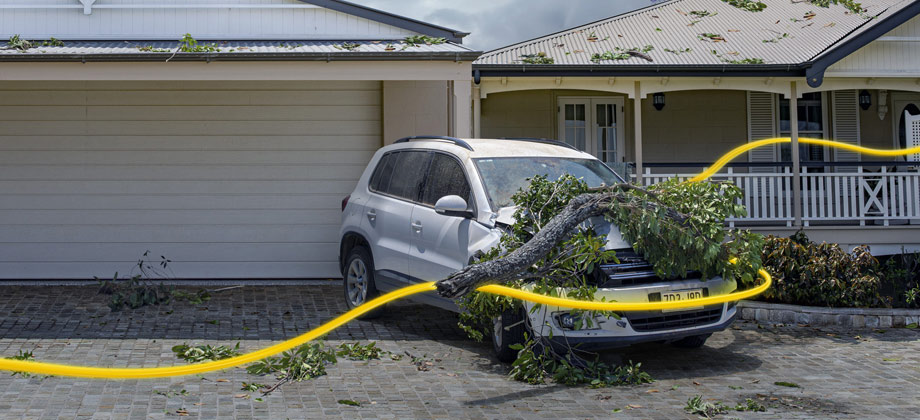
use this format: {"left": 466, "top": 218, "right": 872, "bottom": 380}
{"left": 494, "top": 207, "right": 631, "bottom": 250}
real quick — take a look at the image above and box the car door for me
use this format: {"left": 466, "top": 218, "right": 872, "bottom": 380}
{"left": 361, "top": 150, "right": 432, "bottom": 291}
{"left": 408, "top": 153, "right": 493, "bottom": 310}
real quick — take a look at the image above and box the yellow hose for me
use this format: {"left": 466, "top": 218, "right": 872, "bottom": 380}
{"left": 1, "top": 138, "right": 915, "bottom": 379}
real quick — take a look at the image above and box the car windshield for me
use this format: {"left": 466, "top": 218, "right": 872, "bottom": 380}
{"left": 474, "top": 157, "right": 623, "bottom": 209}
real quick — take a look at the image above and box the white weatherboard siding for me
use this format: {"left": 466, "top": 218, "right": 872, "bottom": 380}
{"left": 0, "top": 0, "right": 417, "bottom": 40}
{"left": 828, "top": 14, "right": 920, "bottom": 77}
{"left": 0, "top": 80, "right": 380, "bottom": 279}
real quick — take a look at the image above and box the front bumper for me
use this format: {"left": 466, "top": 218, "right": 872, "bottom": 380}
{"left": 524, "top": 276, "right": 739, "bottom": 351}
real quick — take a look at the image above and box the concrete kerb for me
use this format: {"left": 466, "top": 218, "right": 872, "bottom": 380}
{"left": 738, "top": 300, "right": 920, "bottom": 328}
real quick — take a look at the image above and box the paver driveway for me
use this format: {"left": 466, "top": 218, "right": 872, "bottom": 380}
{"left": 0, "top": 284, "right": 917, "bottom": 419}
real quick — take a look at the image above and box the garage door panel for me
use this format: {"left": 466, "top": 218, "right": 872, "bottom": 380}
{"left": 0, "top": 150, "right": 377, "bottom": 166}
{"left": 84, "top": 90, "right": 381, "bottom": 106}
{"left": 0, "top": 243, "right": 338, "bottom": 263}
{"left": 0, "top": 165, "right": 368, "bottom": 181}
{"left": 84, "top": 105, "right": 381, "bottom": 122}
{"left": 0, "top": 194, "right": 346, "bottom": 211}
{"left": 0, "top": 225, "right": 341, "bottom": 244}
{"left": 0, "top": 120, "right": 381, "bottom": 137}
{"left": 0, "top": 81, "right": 380, "bottom": 279}
{"left": 0, "top": 135, "right": 381, "bottom": 151}
{"left": 0, "top": 262, "right": 339, "bottom": 279}
{"left": 0, "top": 180, "right": 358, "bottom": 195}
{"left": 0, "top": 80, "right": 380, "bottom": 92}
{"left": 0, "top": 209, "right": 342, "bottom": 225}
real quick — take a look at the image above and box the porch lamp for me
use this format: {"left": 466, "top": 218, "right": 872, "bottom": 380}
{"left": 652, "top": 92, "right": 665, "bottom": 111}
{"left": 859, "top": 90, "right": 871, "bottom": 110}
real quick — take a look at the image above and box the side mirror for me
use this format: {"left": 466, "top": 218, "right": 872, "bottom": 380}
{"left": 434, "top": 195, "right": 472, "bottom": 218}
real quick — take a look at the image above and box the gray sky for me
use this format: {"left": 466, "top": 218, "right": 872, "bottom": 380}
{"left": 358, "top": 0, "right": 654, "bottom": 51}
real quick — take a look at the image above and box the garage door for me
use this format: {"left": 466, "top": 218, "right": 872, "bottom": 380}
{"left": 0, "top": 81, "right": 381, "bottom": 279}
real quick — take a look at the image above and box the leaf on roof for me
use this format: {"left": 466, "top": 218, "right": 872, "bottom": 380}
{"left": 676, "top": 9, "right": 688, "bottom": 16}
{"left": 721, "top": 0, "right": 767, "bottom": 12}
{"left": 824, "top": 22, "right": 837, "bottom": 28}
{"left": 688, "top": 20, "right": 701, "bottom": 26}
{"left": 698, "top": 33, "right": 726, "bottom": 42}
{"left": 664, "top": 47, "right": 692, "bottom": 54}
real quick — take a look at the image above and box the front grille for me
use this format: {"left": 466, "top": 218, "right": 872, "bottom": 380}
{"left": 599, "top": 250, "right": 701, "bottom": 287}
{"left": 626, "top": 305, "right": 723, "bottom": 332}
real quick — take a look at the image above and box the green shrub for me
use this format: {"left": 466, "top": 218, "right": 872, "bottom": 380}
{"left": 760, "top": 232, "right": 883, "bottom": 307}
{"left": 879, "top": 251, "right": 920, "bottom": 308}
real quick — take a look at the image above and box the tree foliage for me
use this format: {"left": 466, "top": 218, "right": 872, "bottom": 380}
{"left": 456, "top": 175, "right": 763, "bottom": 341}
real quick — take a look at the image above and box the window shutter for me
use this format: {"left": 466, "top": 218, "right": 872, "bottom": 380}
{"left": 832, "top": 90, "right": 861, "bottom": 170}
{"left": 747, "top": 91, "right": 777, "bottom": 173}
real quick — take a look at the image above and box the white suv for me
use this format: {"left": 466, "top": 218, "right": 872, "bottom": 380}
{"left": 339, "top": 136, "right": 739, "bottom": 362}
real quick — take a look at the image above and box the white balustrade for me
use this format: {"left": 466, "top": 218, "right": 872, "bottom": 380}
{"left": 639, "top": 166, "right": 920, "bottom": 226}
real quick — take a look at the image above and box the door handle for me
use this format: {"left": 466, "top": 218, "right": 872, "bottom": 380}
{"left": 366, "top": 209, "right": 376, "bottom": 221}
{"left": 411, "top": 221, "right": 423, "bottom": 233}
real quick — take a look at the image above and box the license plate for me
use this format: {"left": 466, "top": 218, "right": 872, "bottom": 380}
{"left": 659, "top": 289, "right": 704, "bottom": 313}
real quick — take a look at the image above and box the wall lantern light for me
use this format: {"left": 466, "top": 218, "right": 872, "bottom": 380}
{"left": 652, "top": 92, "right": 665, "bottom": 111}
{"left": 859, "top": 89, "right": 872, "bottom": 110}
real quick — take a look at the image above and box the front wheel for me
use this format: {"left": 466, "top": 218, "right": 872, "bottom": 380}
{"left": 343, "top": 246, "right": 384, "bottom": 319}
{"left": 492, "top": 308, "right": 527, "bottom": 363}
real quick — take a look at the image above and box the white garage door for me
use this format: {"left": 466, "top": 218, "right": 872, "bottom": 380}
{"left": 0, "top": 81, "right": 381, "bottom": 279}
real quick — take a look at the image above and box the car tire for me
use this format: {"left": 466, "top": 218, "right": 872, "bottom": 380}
{"left": 671, "top": 333, "right": 711, "bottom": 349}
{"left": 342, "top": 246, "right": 384, "bottom": 319}
{"left": 492, "top": 308, "right": 527, "bottom": 363}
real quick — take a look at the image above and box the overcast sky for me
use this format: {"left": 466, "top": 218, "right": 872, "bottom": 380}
{"left": 358, "top": 0, "right": 654, "bottom": 51}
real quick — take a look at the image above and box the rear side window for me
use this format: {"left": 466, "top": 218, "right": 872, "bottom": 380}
{"left": 383, "top": 151, "right": 431, "bottom": 201}
{"left": 369, "top": 152, "right": 397, "bottom": 192}
{"left": 421, "top": 153, "right": 471, "bottom": 206}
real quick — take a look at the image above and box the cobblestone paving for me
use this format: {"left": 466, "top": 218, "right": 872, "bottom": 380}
{"left": 0, "top": 284, "right": 918, "bottom": 419}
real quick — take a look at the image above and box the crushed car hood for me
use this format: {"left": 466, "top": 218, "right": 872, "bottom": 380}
{"left": 494, "top": 207, "right": 631, "bottom": 250}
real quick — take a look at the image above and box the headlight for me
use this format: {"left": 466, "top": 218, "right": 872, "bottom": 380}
{"left": 553, "top": 312, "right": 602, "bottom": 330}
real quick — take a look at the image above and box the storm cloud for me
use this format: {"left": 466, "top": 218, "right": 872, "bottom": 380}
{"left": 358, "top": 0, "right": 653, "bottom": 51}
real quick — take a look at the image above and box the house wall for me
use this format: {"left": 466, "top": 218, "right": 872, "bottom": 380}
{"left": 382, "top": 81, "right": 449, "bottom": 144}
{"left": 860, "top": 89, "right": 894, "bottom": 160}
{"left": 480, "top": 89, "right": 748, "bottom": 164}
{"left": 0, "top": 0, "right": 418, "bottom": 40}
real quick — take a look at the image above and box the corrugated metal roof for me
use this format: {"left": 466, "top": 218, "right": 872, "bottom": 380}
{"left": 475, "top": 0, "right": 914, "bottom": 67}
{"left": 0, "top": 40, "right": 477, "bottom": 60}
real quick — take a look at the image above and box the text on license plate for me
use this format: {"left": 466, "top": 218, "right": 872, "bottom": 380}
{"left": 660, "top": 289, "right": 704, "bottom": 302}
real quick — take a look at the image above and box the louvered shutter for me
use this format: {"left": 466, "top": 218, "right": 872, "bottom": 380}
{"left": 832, "top": 90, "right": 861, "bottom": 171}
{"left": 747, "top": 91, "right": 777, "bottom": 173}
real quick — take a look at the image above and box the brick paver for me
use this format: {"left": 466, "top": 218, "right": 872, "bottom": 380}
{"left": 0, "top": 284, "right": 918, "bottom": 419}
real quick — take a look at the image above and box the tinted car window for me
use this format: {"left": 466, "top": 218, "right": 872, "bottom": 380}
{"left": 369, "top": 152, "right": 397, "bottom": 192}
{"left": 385, "top": 151, "right": 431, "bottom": 201}
{"left": 421, "top": 153, "right": 471, "bottom": 206}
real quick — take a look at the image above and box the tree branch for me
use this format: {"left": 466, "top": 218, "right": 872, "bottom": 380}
{"left": 435, "top": 186, "right": 689, "bottom": 298}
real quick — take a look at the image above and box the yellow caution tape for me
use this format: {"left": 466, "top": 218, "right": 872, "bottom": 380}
{"left": 2, "top": 137, "right": 915, "bottom": 379}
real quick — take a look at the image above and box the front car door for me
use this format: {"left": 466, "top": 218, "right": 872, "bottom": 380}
{"left": 408, "top": 152, "right": 493, "bottom": 310}
{"left": 361, "top": 150, "right": 431, "bottom": 291}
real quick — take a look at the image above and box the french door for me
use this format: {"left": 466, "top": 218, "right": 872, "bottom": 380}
{"left": 557, "top": 97, "right": 626, "bottom": 169}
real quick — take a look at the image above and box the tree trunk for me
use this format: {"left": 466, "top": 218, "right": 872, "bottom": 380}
{"left": 435, "top": 187, "right": 686, "bottom": 299}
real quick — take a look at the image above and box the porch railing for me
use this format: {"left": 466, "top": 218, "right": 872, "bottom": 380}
{"left": 632, "top": 162, "right": 920, "bottom": 227}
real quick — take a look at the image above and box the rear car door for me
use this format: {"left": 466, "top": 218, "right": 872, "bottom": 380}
{"left": 361, "top": 150, "right": 432, "bottom": 290}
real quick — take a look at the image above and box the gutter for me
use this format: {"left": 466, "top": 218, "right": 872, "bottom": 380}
{"left": 0, "top": 51, "right": 484, "bottom": 63}
{"left": 473, "top": 63, "right": 807, "bottom": 78}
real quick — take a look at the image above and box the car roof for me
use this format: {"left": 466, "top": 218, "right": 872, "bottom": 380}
{"left": 383, "top": 137, "right": 596, "bottom": 160}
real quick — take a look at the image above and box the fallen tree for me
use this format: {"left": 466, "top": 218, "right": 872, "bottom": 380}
{"left": 436, "top": 176, "right": 763, "bottom": 300}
